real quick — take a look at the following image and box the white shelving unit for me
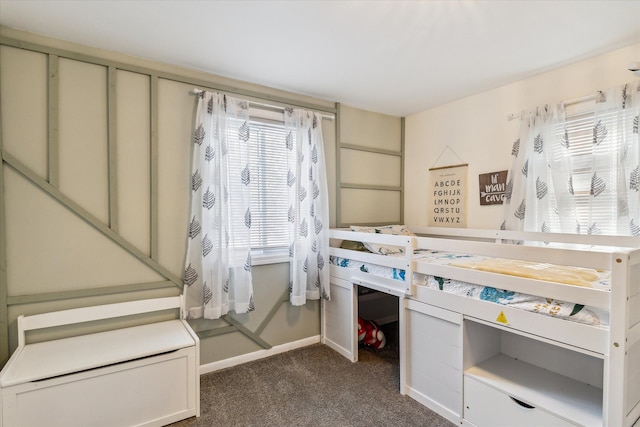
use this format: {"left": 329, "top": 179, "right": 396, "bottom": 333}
{"left": 465, "top": 354, "right": 602, "bottom": 426}
{"left": 462, "top": 317, "right": 604, "bottom": 427}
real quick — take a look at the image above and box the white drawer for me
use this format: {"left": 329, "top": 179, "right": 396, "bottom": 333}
{"left": 464, "top": 376, "right": 573, "bottom": 427}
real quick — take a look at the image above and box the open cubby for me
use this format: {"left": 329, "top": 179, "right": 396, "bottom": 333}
{"left": 463, "top": 318, "right": 604, "bottom": 426}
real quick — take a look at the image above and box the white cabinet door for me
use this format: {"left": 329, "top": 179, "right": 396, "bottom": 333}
{"left": 404, "top": 298, "right": 463, "bottom": 424}
{"left": 322, "top": 276, "right": 358, "bottom": 362}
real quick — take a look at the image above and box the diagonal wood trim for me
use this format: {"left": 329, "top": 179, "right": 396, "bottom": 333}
{"left": 6, "top": 281, "right": 177, "bottom": 306}
{"left": 195, "top": 325, "right": 237, "bottom": 340}
{"left": 254, "top": 288, "right": 290, "bottom": 337}
{"left": 222, "top": 314, "right": 272, "bottom": 350}
{"left": 2, "top": 151, "right": 183, "bottom": 288}
{"left": 184, "top": 290, "right": 290, "bottom": 346}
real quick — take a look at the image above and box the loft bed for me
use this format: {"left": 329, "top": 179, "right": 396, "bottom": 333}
{"left": 324, "top": 226, "right": 640, "bottom": 427}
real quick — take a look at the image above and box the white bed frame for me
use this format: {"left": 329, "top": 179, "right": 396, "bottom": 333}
{"left": 323, "top": 226, "right": 640, "bottom": 427}
{"left": 0, "top": 296, "right": 200, "bottom": 427}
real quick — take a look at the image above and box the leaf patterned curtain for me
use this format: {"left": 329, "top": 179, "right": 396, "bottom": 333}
{"left": 587, "top": 82, "right": 640, "bottom": 235}
{"left": 183, "top": 91, "right": 255, "bottom": 319}
{"left": 502, "top": 81, "right": 640, "bottom": 236}
{"left": 285, "top": 108, "right": 330, "bottom": 305}
{"left": 501, "top": 104, "right": 573, "bottom": 233}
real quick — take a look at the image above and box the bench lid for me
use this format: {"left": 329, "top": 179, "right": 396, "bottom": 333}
{"left": 0, "top": 320, "right": 195, "bottom": 387}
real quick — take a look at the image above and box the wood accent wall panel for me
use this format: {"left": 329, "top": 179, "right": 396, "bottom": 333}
{"left": 340, "top": 188, "right": 402, "bottom": 225}
{"left": 0, "top": 45, "right": 186, "bottom": 359}
{"left": 337, "top": 104, "right": 403, "bottom": 226}
{"left": 340, "top": 148, "right": 401, "bottom": 187}
{"left": 339, "top": 105, "right": 401, "bottom": 151}
{"left": 115, "top": 70, "right": 151, "bottom": 256}
{"left": 156, "top": 80, "right": 192, "bottom": 278}
{"left": 0, "top": 28, "right": 333, "bottom": 365}
{"left": 0, "top": 46, "right": 47, "bottom": 179}
{"left": 3, "top": 167, "right": 165, "bottom": 295}
{"left": 58, "top": 58, "right": 109, "bottom": 224}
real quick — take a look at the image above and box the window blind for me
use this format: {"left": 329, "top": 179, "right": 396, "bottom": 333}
{"left": 247, "top": 116, "right": 289, "bottom": 251}
{"left": 564, "top": 107, "right": 621, "bottom": 235}
{"left": 223, "top": 113, "right": 289, "bottom": 254}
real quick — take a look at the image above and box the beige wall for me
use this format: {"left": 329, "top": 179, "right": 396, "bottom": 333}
{"left": 405, "top": 43, "right": 640, "bottom": 229}
{"left": 0, "top": 27, "right": 335, "bottom": 365}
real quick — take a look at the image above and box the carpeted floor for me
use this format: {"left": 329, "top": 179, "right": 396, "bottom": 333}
{"left": 170, "top": 322, "right": 454, "bottom": 427}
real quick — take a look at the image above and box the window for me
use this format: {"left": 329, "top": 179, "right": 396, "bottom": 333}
{"left": 225, "top": 104, "right": 332, "bottom": 262}
{"left": 562, "top": 100, "right": 626, "bottom": 235}
{"left": 504, "top": 83, "right": 638, "bottom": 237}
{"left": 227, "top": 107, "right": 290, "bottom": 263}
{"left": 563, "top": 106, "right": 595, "bottom": 232}
{"left": 248, "top": 111, "right": 289, "bottom": 253}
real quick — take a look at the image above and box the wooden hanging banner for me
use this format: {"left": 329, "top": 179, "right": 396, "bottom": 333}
{"left": 479, "top": 170, "right": 508, "bottom": 205}
{"left": 428, "top": 164, "right": 468, "bottom": 227}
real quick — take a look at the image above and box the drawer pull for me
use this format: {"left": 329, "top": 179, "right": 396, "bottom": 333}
{"left": 510, "top": 396, "right": 535, "bottom": 409}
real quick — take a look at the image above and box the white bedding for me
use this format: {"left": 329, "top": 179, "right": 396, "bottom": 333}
{"left": 329, "top": 249, "right": 610, "bottom": 326}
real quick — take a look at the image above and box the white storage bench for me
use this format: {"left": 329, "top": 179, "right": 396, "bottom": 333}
{"left": 0, "top": 296, "right": 200, "bottom": 427}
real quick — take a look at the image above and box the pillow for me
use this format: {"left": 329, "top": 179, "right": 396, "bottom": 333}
{"left": 349, "top": 225, "right": 415, "bottom": 255}
{"left": 339, "top": 240, "right": 369, "bottom": 252}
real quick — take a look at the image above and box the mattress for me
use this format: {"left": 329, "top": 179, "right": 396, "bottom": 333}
{"left": 329, "top": 249, "right": 610, "bottom": 326}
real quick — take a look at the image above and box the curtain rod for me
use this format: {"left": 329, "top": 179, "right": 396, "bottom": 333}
{"left": 506, "top": 94, "right": 597, "bottom": 121}
{"left": 190, "top": 89, "right": 335, "bottom": 121}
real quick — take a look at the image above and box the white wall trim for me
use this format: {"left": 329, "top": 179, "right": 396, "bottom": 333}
{"left": 199, "top": 335, "right": 321, "bottom": 375}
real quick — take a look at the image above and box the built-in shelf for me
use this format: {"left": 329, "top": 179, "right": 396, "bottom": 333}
{"left": 465, "top": 353, "right": 603, "bottom": 427}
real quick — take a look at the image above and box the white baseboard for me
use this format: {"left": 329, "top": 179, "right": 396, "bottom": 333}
{"left": 199, "top": 335, "right": 321, "bottom": 375}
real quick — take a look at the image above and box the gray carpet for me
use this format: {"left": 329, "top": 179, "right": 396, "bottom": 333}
{"left": 170, "top": 323, "right": 454, "bottom": 427}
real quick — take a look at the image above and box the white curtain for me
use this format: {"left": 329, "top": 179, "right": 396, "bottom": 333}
{"left": 587, "top": 82, "right": 640, "bottom": 235}
{"left": 285, "top": 108, "right": 330, "bottom": 305}
{"left": 183, "top": 91, "right": 255, "bottom": 319}
{"left": 502, "top": 81, "right": 640, "bottom": 236}
{"left": 501, "top": 104, "right": 573, "bottom": 233}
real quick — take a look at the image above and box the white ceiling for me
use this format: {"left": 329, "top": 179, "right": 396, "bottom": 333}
{"left": 1, "top": 1, "right": 639, "bottom": 117}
